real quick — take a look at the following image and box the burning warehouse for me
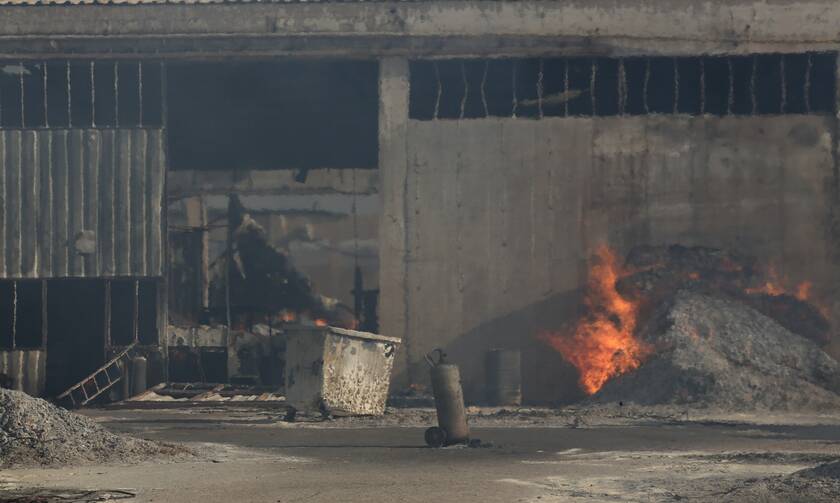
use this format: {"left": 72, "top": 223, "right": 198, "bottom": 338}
{"left": 1, "top": 1, "right": 840, "bottom": 501}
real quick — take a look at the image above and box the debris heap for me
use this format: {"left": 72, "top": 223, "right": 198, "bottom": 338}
{"left": 0, "top": 389, "right": 184, "bottom": 467}
{"left": 592, "top": 290, "right": 840, "bottom": 410}
{"left": 617, "top": 245, "right": 830, "bottom": 345}
{"left": 722, "top": 459, "right": 840, "bottom": 502}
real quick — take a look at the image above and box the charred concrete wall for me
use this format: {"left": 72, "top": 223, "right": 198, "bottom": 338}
{"left": 381, "top": 109, "right": 839, "bottom": 403}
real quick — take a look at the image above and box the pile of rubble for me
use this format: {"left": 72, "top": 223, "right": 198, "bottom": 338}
{"left": 0, "top": 389, "right": 185, "bottom": 468}
{"left": 722, "top": 459, "right": 840, "bottom": 502}
{"left": 617, "top": 245, "right": 831, "bottom": 345}
{"left": 592, "top": 290, "right": 840, "bottom": 410}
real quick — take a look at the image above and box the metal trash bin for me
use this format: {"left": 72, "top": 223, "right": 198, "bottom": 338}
{"left": 284, "top": 326, "right": 401, "bottom": 416}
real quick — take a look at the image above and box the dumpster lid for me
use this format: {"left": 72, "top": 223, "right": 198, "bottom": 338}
{"left": 285, "top": 325, "right": 401, "bottom": 345}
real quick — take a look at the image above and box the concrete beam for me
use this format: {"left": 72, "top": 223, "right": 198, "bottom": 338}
{"left": 377, "top": 57, "right": 411, "bottom": 386}
{"left": 167, "top": 169, "right": 379, "bottom": 199}
{"left": 1, "top": 1, "right": 840, "bottom": 57}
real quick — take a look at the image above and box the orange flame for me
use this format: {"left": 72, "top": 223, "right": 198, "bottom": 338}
{"left": 314, "top": 319, "right": 328, "bottom": 327}
{"left": 745, "top": 266, "right": 812, "bottom": 301}
{"left": 541, "top": 245, "right": 651, "bottom": 395}
{"left": 795, "top": 281, "right": 813, "bottom": 302}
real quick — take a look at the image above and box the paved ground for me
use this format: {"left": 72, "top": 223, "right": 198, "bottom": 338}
{"left": 2, "top": 406, "right": 840, "bottom": 502}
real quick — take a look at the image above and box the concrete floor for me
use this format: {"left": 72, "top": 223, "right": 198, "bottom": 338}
{"left": 2, "top": 407, "right": 840, "bottom": 502}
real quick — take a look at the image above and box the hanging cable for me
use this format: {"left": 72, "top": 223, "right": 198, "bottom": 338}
{"left": 43, "top": 62, "right": 48, "bottom": 128}
{"left": 564, "top": 59, "right": 570, "bottom": 117}
{"left": 673, "top": 57, "right": 680, "bottom": 114}
{"left": 11, "top": 281, "right": 17, "bottom": 350}
{"left": 750, "top": 56, "right": 757, "bottom": 114}
{"left": 511, "top": 60, "right": 518, "bottom": 118}
{"left": 617, "top": 59, "right": 627, "bottom": 115}
{"left": 727, "top": 57, "right": 734, "bottom": 115}
{"left": 537, "top": 59, "right": 544, "bottom": 119}
{"left": 590, "top": 59, "right": 598, "bottom": 116}
{"left": 433, "top": 61, "right": 442, "bottom": 120}
{"left": 700, "top": 59, "right": 706, "bottom": 115}
{"left": 66, "top": 61, "right": 72, "bottom": 128}
{"left": 138, "top": 61, "right": 143, "bottom": 127}
{"left": 643, "top": 59, "right": 651, "bottom": 114}
{"left": 780, "top": 55, "right": 787, "bottom": 114}
{"left": 114, "top": 61, "right": 119, "bottom": 128}
{"left": 804, "top": 54, "right": 813, "bottom": 114}
{"left": 19, "top": 62, "right": 25, "bottom": 128}
{"left": 90, "top": 61, "right": 96, "bottom": 127}
{"left": 480, "top": 60, "right": 489, "bottom": 117}
{"left": 459, "top": 61, "right": 468, "bottom": 119}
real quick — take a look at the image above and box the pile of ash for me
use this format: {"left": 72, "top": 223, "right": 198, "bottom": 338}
{"left": 591, "top": 290, "right": 840, "bottom": 410}
{"left": 0, "top": 389, "right": 186, "bottom": 468}
{"left": 616, "top": 245, "right": 830, "bottom": 345}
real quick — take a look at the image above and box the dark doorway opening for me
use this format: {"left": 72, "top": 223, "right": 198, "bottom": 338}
{"left": 45, "top": 280, "right": 106, "bottom": 396}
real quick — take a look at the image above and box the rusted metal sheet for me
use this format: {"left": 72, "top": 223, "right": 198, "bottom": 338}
{"left": 0, "top": 128, "right": 165, "bottom": 279}
{"left": 285, "top": 326, "right": 400, "bottom": 416}
{"left": 0, "top": 349, "right": 46, "bottom": 397}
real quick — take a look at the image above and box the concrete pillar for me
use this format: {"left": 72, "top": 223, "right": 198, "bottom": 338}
{"left": 377, "top": 57, "right": 412, "bottom": 388}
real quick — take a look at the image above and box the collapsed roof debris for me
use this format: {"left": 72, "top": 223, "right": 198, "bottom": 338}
{"left": 212, "top": 194, "right": 354, "bottom": 327}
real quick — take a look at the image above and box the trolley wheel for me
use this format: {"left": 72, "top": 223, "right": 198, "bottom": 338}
{"left": 424, "top": 426, "right": 447, "bottom": 448}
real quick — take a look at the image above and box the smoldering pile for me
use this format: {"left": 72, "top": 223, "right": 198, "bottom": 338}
{"left": 592, "top": 290, "right": 840, "bottom": 410}
{"left": 584, "top": 245, "right": 840, "bottom": 410}
{"left": 0, "top": 389, "right": 187, "bottom": 468}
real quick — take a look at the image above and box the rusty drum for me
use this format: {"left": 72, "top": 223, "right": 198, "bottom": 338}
{"left": 485, "top": 349, "right": 522, "bottom": 406}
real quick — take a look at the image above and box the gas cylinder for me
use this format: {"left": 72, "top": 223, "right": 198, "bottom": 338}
{"left": 424, "top": 349, "right": 469, "bottom": 447}
{"left": 131, "top": 355, "right": 148, "bottom": 397}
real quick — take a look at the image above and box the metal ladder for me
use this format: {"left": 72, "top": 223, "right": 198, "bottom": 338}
{"left": 56, "top": 342, "right": 138, "bottom": 408}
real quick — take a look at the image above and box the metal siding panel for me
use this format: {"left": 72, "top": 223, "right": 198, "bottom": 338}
{"left": 84, "top": 130, "right": 100, "bottom": 276}
{"left": 115, "top": 129, "right": 131, "bottom": 275}
{"left": 0, "top": 127, "right": 164, "bottom": 279}
{"left": 67, "top": 130, "right": 85, "bottom": 276}
{"left": 0, "top": 349, "right": 45, "bottom": 397}
{"left": 100, "top": 129, "right": 116, "bottom": 276}
{"left": 38, "top": 131, "right": 52, "bottom": 277}
{"left": 52, "top": 130, "right": 69, "bottom": 277}
{"left": 21, "top": 130, "right": 38, "bottom": 277}
{"left": 7, "top": 130, "right": 21, "bottom": 277}
{"left": 147, "top": 129, "right": 164, "bottom": 276}
{"left": 131, "top": 129, "right": 147, "bottom": 275}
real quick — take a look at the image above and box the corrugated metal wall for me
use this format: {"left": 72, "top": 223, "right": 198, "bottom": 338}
{"left": 0, "top": 349, "right": 46, "bottom": 396}
{"left": 0, "top": 128, "right": 165, "bottom": 278}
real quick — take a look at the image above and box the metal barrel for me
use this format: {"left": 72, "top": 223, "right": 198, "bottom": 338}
{"left": 118, "top": 360, "right": 130, "bottom": 400}
{"left": 131, "top": 356, "right": 148, "bottom": 397}
{"left": 485, "top": 349, "right": 522, "bottom": 406}
{"left": 430, "top": 363, "right": 470, "bottom": 445}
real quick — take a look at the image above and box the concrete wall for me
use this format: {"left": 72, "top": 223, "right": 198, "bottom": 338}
{"left": 5, "top": 1, "right": 840, "bottom": 57}
{"left": 381, "top": 114, "right": 840, "bottom": 403}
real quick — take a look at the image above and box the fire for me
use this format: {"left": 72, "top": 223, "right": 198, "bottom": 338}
{"left": 315, "top": 319, "right": 328, "bottom": 327}
{"left": 541, "top": 245, "right": 651, "bottom": 395}
{"left": 795, "top": 281, "right": 813, "bottom": 302}
{"left": 745, "top": 266, "right": 812, "bottom": 301}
